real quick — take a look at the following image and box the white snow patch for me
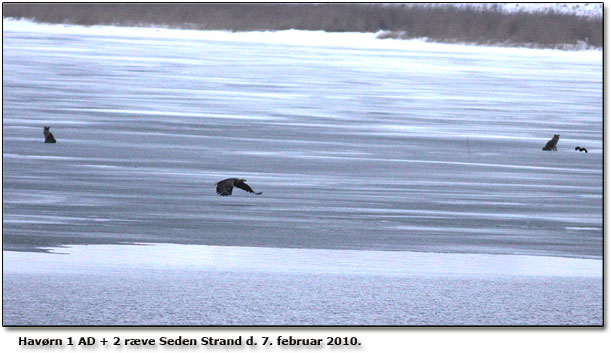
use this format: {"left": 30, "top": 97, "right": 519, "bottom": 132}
{"left": 3, "top": 244, "right": 602, "bottom": 278}
{"left": 2, "top": 18, "right": 601, "bottom": 58}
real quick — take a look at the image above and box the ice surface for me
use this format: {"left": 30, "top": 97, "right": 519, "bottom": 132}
{"left": 1, "top": 19, "right": 603, "bottom": 326}
{"left": 2, "top": 20, "right": 603, "bottom": 258}
{"left": 3, "top": 243, "right": 602, "bottom": 278}
{"left": 2, "top": 19, "right": 602, "bottom": 56}
{"left": 2, "top": 244, "right": 603, "bottom": 325}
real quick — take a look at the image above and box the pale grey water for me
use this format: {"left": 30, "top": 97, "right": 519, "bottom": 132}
{"left": 1, "top": 21, "right": 603, "bottom": 326}
{"left": 3, "top": 271, "right": 602, "bottom": 326}
{"left": 2, "top": 244, "right": 603, "bottom": 326}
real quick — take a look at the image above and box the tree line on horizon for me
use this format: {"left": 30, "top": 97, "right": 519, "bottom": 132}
{"left": 2, "top": 3, "right": 602, "bottom": 48}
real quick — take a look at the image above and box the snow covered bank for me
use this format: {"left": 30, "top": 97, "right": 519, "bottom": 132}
{"left": 3, "top": 244, "right": 602, "bottom": 278}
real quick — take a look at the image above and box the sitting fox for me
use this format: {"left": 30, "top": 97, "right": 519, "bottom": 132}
{"left": 542, "top": 134, "right": 559, "bottom": 151}
{"left": 43, "top": 126, "right": 56, "bottom": 143}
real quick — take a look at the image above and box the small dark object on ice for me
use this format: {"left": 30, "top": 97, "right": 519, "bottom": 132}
{"left": 575, "top": 146, "right": 588, "bottom": 153}
{"left": 43, "top": 126, "right": 56, "bottom": 143}
{"left": 542, "top": 134, "right": 559, "bottom": 151}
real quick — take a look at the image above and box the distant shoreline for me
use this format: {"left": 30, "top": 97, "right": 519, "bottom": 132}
{"left": 2, "top": 3, "right": 602, "bottom": 50}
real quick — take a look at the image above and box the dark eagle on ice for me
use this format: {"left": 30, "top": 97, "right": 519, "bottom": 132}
{"left": 216, "top": 178, "right": 262, "bottom": 196}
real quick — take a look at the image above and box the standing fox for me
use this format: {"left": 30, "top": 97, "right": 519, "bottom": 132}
{"left": 43, "top": 126, "right": 56, "bottom": 143}
{"left": 542, "top": 134, "right": 559, "bottom": 151}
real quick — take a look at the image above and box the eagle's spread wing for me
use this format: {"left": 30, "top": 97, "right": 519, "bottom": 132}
{"left": 234, "top": 180, "right": 262, "bottom": 195}
{"left": 216, "top": 179, "right": 234, "bottom": 196}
